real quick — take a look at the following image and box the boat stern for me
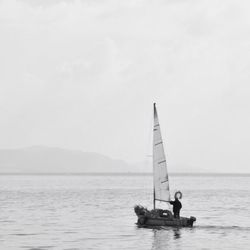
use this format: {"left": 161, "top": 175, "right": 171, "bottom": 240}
{"left": 187, "top": 216, "right": 196, "bottom": 227}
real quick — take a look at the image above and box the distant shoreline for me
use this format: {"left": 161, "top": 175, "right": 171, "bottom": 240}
{"left": 0, "top": 172, "right": 250, "bottom": 176}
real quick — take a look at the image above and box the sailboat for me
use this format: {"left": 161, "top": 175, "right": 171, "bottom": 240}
{"left": 134, "top": 103, "right": 196, "bottom": 227}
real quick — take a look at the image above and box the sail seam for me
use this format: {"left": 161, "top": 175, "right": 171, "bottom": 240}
{"left": 158, "top": 160, "right": 166, "bottom": 164}
{"left": 155, "top": 141, "right": 163, "bottom": 146}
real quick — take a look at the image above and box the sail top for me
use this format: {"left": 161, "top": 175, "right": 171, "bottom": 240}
{"left": 153, "top": 103, "right": 170, "bottom": 204}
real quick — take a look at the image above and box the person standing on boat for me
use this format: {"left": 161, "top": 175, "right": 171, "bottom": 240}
{"left": 169, "top": 197, "right": 182, "bottom": 219}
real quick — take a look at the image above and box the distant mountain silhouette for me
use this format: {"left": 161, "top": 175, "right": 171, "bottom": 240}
{"left": 0, "top": 146, "right": 142, "bottom": 174}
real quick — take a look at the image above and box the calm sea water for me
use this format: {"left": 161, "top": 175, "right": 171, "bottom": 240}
{"left": 0, "top": 174, "right": 250, "bottom": 250}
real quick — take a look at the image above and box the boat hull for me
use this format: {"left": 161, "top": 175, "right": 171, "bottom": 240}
{"left": 134, "top": 205, "right": 196, "bottom": 228}
{"left": 136, "top": 215, "right": 196, "bottom": 227}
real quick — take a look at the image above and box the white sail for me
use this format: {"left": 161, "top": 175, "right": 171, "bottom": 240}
{"left": 153, "top": 103, "right": 170, "bottom": 204}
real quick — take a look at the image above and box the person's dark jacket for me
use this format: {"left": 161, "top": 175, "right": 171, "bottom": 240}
{"left": 170, "top": 198, "right": 182, "bottom": 213}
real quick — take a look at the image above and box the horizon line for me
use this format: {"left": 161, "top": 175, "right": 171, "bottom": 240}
{"left": 0, "top": 172, "right": 250, "bottom": 176}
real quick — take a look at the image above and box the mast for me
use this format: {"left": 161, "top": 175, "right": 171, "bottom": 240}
{"left": 153, "top": 103, "right": 156, "bottom": 210}
{"left": 153, "top": 103, "right": 170, "bottom": 209}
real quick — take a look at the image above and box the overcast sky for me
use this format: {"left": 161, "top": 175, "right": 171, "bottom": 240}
{"left": 1, "top": 0, "right": 250, "bottom": 173}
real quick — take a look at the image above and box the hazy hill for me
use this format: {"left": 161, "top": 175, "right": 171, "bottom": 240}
{"left": 0, "top": 146, "right": 140, "bottom": 174}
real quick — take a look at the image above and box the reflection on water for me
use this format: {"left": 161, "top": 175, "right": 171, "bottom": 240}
{"left": 173, "top": 228, "right": 181, "bottom": 239}
{"left": 151, "top": 228, "right": 182, "bottom": 250}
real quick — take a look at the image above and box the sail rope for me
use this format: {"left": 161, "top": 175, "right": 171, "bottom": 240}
{"left": 144, "top": 108, "right": 154, "bottom": 207}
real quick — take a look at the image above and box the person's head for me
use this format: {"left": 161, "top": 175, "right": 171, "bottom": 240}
{"left": 174, "top": 191, "right": 182, "bottom": 200}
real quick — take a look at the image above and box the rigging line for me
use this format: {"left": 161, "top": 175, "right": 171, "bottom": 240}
{"left": 155, "top": 198, "right": 169, "bottom": 202}
{"left": 145, "top": 104, "right": 154, "bottom": 206}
